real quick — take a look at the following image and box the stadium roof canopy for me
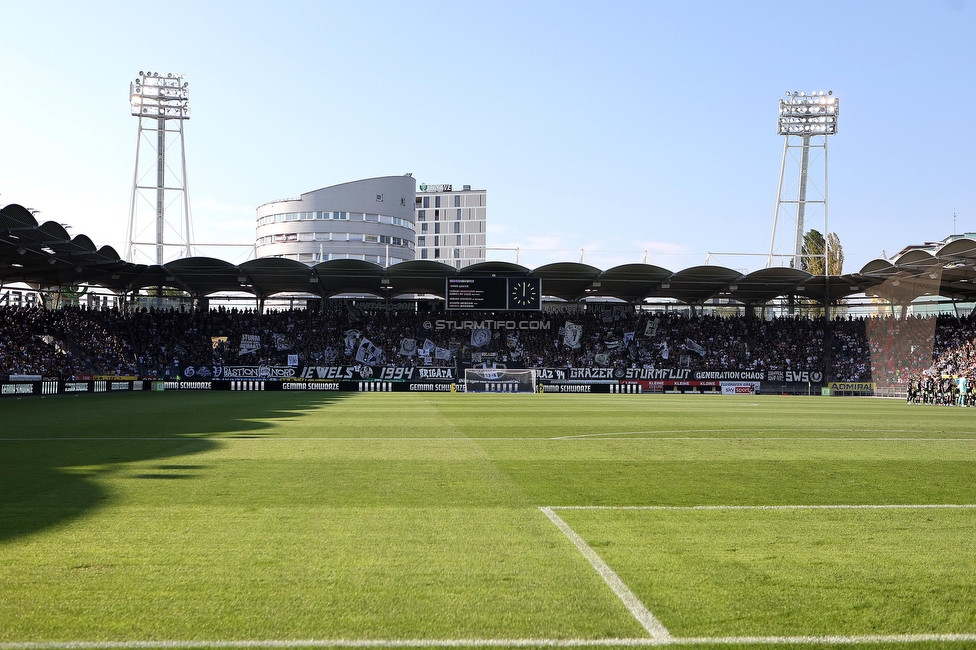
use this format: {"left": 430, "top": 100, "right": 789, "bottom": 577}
{"left": 5, "top": 203, "right": 976, "bottom": 307}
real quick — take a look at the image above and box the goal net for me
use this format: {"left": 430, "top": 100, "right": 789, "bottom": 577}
{"left": 463, "top": 368, "right": 537, "bottom": 393}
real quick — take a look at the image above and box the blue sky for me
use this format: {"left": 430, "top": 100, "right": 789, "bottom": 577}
{"left": 2, "top": 0, "right": 974, "bottom": 273}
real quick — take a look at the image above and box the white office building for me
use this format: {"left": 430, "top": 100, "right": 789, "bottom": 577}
{"left": 255, "top": 176, "right": 416, "bottom": 265}
{"left": 414, "top": 184, "right": 486, "bottom": 269}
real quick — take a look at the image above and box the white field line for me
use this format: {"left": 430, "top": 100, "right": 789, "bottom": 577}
{"left": 671, "top": 634, "right": 976, "bottom": 645}
{"left": 5, "top": 436, "right": 976, "bottom": 442}
{"left": 549, "top": 429, "right": 914, "bottom": 440}
{"left": 4, "top": 633, "right": 976, "bottom": 648}
{"left": 548, "top": 437, "right": 976, "bottom": 442}
{"left": 539, "top": 507, "right": 672, "bottom": 642}
{"left": 549, "top": 504, "right": 976, "bottom": 512}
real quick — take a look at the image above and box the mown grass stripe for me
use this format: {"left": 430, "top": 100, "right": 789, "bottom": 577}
{"left": 4, "top": 633, "right": 976, "bottom": 648}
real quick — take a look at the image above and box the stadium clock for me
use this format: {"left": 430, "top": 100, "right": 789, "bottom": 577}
{"left": 445, "top": 277, "right": 542, "bottom": 310}
{"left": 508, "top": 279, "right": 540, "bottom": 310}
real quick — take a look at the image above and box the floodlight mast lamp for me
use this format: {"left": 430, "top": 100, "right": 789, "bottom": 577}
{"left": 766, "top": 90, "right": 839, "bottom": 272}
{"left": 125, "top": 71, "right": 193, "bottom": 265}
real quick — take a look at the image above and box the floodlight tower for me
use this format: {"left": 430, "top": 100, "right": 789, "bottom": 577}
{"left": 766, "top": 91, "right": 839, "bottom": 271}
{"left": 125, "top": 71, "right": 193, "bottom": 264}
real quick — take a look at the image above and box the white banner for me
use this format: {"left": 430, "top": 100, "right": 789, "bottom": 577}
{"left": 355, "top": 338, "right": 384, "bottom": 366}
{"left": 399, "top": 338, "right": 417, "bottom": 357}
{"left": 470, "top": 328, "right": 491, "bottom": 348}
{"left": 644, "top": 318, "right": 660, "bottom": 338}
{"left": 720, "top": 382, "right": 760, "bottom": 395}
{"left": 273, "top": 333, "right": 293, "bottom": 351}
{"left": 563, "top": 321, "right": 582, "bottom": 349}
{"left": 685, "top": 338, "right": 705, "bottom": 356}
{"left": 239, "top": 334, "right": 261, "bottom": 356}
{"left": 344, "top": 329, "right": 361, "bottom": 356}
{"left": 657, "top": 341, "right": 669, "bottom": 359}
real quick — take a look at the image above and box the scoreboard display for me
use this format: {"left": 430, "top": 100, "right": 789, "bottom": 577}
{"left": 445, "top": 277, "right": 542, "bottom": 311}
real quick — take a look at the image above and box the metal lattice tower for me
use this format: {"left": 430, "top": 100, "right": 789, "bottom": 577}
{"left": 767, "top": 90, "right": 839, "bottom": 271}
{"left": 125, "top": 71, "right": 193, "bottom": 265}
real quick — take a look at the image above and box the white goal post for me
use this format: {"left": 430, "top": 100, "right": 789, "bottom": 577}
{"left": 463, "top": 368, "right": 538, "bottom": 393}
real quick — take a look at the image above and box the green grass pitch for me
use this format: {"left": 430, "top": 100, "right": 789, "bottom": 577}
{"left": 1, "top": 391, "right": 975, "bottom": 649}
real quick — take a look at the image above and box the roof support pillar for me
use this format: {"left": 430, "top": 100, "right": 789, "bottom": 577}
{"left": 824, "top": 275, "right": 831, "bottom": 321}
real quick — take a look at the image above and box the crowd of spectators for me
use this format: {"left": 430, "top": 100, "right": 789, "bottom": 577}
{"left": 906, "top": 314, "right": 976, "bottom": 406}
{"left": 864, "top": 316, "right": 938, "bottom": 385}
{"left": 0, "top": 307, "right": 76, "bottom": 377}
{"left": 9, "top": 302, "right": 976, "bottom": 400}
{"left": 0, "top": 302, "right": 884, "bottom": 381}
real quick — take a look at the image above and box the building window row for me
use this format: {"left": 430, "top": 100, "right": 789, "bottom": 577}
{"left": 416, "top": 194, "right": 470, "bottom": 209}
{"left": 416, "top": 208, "right": 480, "bottom": 222}
{"left": 257, "top": 211, "right": 415, "bottom": 230}
{"left": 416, "top": 194, "right": 485, "bottom": 207}
{"left": 418, "top": 247, "right": 474, "bottom": 261}
{"left": 258, "top": 233, "right": 414, "bottom": 248}
{"left": 420, "top": 222, "right": 483, "bottom": 234}
{"left": 275, "top": 252, "right": 409, "bottom": 265}
{"left": 417, "top": 234, "right": 470, "bottom": 247}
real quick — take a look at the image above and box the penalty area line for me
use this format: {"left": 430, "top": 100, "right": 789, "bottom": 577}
{"left": 549, "top": 429, "right": 919, "bottom": 440}
{"left": 671, "top": 633, "right": 976, "bottom": 645}
{"left": 539, "top": 507, "right": 672, "bottom": 642}
{"left": 549, "top": 504, "right": 976, "bottom": 511}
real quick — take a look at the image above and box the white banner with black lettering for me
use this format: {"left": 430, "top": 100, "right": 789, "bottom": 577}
{"left": 720, "top": 382, "right": 761, "bottom": 395}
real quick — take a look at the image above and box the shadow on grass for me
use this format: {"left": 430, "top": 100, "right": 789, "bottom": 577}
{"left": 0, "top": 391, "right": 352, "bottom": 543}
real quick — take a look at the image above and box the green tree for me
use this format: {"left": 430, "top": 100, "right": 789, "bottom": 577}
{"left": 801, "top": 229, "right": 844, "bottom": 275}
{"left": 826, "top": 232, "right": 844, "bottom": 275}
